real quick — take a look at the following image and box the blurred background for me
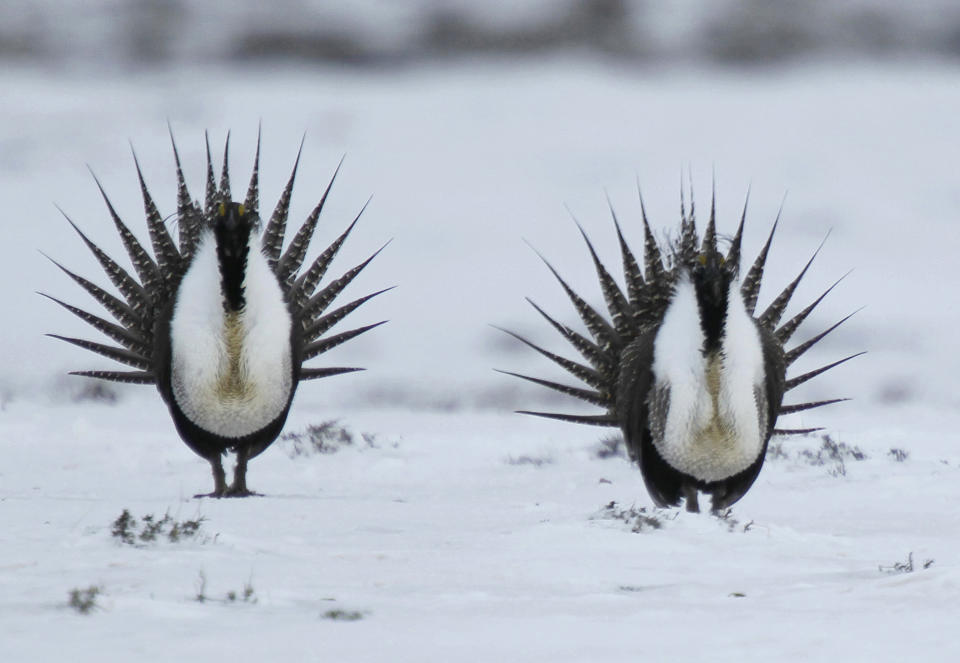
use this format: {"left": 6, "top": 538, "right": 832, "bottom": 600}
{"left": 3, "top": 0, "right": 960, "bottom": 68}
{"left": 1, "top": 1, "right": 958, "bottom": 428}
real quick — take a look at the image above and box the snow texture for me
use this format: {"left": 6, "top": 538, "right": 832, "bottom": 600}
{"left": 1, "top": 58, "right": 960, "bottom": 661}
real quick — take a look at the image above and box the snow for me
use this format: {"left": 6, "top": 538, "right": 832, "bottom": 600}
{"left": 2, "top": 58, "right": 960, "bottom": 660}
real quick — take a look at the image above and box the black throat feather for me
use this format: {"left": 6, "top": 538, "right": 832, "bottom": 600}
{"left": 213, "top": 203, "right": 251, "bottom": 312}
{"left": 692, "top": 265, "right": 729, "bottom": 355}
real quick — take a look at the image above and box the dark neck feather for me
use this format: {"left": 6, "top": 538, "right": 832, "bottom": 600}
{"left": 214, "top": 204, "right": 251, "bottom": 312}
{"left": 692, "top": 265, "right": 729, "bottom": 354}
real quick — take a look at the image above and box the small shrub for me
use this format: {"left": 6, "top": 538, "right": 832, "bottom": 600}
{"left": 594, "top": 500, "right": 666, "bottom": 532}
{"left": 879, "top": 552, "right": 934, "bottom": 574}
{"left": 714, "top": 508, "right": 754, "bottom": 533}
{"left": 196, "top": 572, "right": 257, "bottom": 604}
{"left": 68, "top": 586, "right": 101, "bottom": 614}
{"left": 282, "top": 420, "right": 377, "bottom": 457}
{"left": 505, "top": 454, "right": 553, "bottom": 467}
{"left": 225, "top": 583, "right": 257, "bottom": 604}
{"left": 765, "top": 438, "right": 789, "bottom": 460}
{"left": 111, "top": 509, "right": 206, "bottom": 546}
{"left": 72, "top": 381, "right": 118, "bottom": 404}
{"left": 594, "top": 435, "right": 625, "bottom": 459}
{"left": 888, "top": 448, "right": 909, "bottom": 462}
{"left": 774, "top": 434, "right": 869, "bottom": 476}
{"left": 323, "top": 609, "right": 365, "bottom": 621}
{"left": 195, "top": 571, "right": 208, "bottom": 603}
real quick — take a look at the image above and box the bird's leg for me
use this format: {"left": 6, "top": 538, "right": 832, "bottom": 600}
{"left": 683, "top": 483, "right": 700, "bottom": 513}
{"left": 225, "top": 447, "right": 258, "bottom": 497}
{"left": 194, "top": 455, "right": 227, "bottom": 498}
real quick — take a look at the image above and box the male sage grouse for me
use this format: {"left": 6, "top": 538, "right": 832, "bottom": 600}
{"left": 45, "top": 132, "right": 388, "bottom": 497}
{"left": 501, "top": 188, "right": 859, "bottom": 512}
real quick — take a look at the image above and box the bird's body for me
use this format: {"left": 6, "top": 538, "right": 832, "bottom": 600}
{"left": 505, "top": 189, "right": 857, "bottom": 512}
{"left": 47, "top": 133, "right": 388, "bottom": 496}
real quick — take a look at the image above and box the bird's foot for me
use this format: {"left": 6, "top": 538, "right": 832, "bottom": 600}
{"left": 194, "top": 489, "right": 226, "bottom": 499}
{"left": 222, "top": 482, "right": 261, "bottom": 498}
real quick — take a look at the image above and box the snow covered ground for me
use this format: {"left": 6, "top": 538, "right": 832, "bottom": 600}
{"left": 2, "top": 58, "right": 960, "bottom": 660}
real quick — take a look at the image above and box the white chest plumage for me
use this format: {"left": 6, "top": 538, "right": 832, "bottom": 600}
{"left": 170, "top": 232, "right": 293, "bottom": 438}
{"left": 650, "top": 275, "right": 766, "bottom": 482}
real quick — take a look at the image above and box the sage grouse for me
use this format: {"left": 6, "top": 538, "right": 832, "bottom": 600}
{"left": 45, "top": 132, "right": 388, "bottom": 497}
{"left": 502, "top": 189, "right": 859, "bottom": 512}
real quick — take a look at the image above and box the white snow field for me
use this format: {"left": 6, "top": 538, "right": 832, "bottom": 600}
{"left": 2, "top": 59, "right": 960, "bottom": 660}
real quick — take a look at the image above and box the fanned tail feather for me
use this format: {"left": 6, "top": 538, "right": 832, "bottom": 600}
{"left": 300, "top": 321, "right": 387, "bottom": 363}
{"left": 69, "top": 370, "right": 155, "bottom": 385}
{"left": 244, "top": 127, "right": 261, "bottom": 224}
{"left": 292, "top": 209, "right": 364, "bottom": 311}
{"left": 299, "top": 367, "right": 365, "bottom": 381}
{"left": 261, "top": 136, "right": 304, "bottom": 266}
{"left": 495, "top": 370, "right": 610, "bottom": 407}
{"left": 303, "top": 287, "right": 395, "bottom": 344}
{"left": 40, "top": 293, "right": 150, "bottom": 356}
{"left": 60, "top": 212, "right": 148, "bottom": 316}
{"left": 778, "top": 398, "right": 849, "bottom": 415}
{"left": 47, "top": 334, "right": 151, "bottom": 370}
{"left": 784, "top": 352, "right": 865, "bottom": 392}
{"left": 275, "top": 159, "right": 343, "bottom": 285}
{"left": 758, "top": 234, "right": 828, "bottom": 330}
{"left": 774, "top": 271, "right": 850, "bottom": 344}
{"left": 515, "top": 411, "right": 619, "bottom": 427}
{"left": 740, "top": 211, "right": 779, "bottom": 316}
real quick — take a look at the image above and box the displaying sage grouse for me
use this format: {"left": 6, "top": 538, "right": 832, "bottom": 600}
{"left": 502, "top": 190, "right": 859, "bottom": 512}
{"left": 45, "top": 132, "right": 388, "bottom": 497}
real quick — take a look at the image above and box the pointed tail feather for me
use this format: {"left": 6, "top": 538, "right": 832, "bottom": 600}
{"left": 492, "top": 326, "right": 604, "bottom": 390}
{"left": 39, "top": 293, "right": 150, "bottom": 356}
{"left": 531, "top": 248, "right": 620, "bottom": 353}
{"left": 701, "top": 182, "right": 718, "bottom": 255}
{"left": 218, "top": 131, "right": 232, "bottom": 200}
{"left": 299, "top": 367, "right": 365, "bottom": 381}
{"left": 758, "top": 234, "right": 828, "bottom": 330}
{"left": 90, "top": 172, "right": 161, "bottom": 294}
{"left": 773, "top": 427, "right": 825, "bottom": 436}
{"left": 60, "top": 212, "right": 148, "bottom": 315}
{"left": 740, "top": 212, "right": 780, "bottom": 315}
{"left": 784, "top": 310, "right": 861, "bottom": 366}
{"left": 303, "top": 287, "right": 395, "bottom": 344}
{"left": 276, "top": 158, "right": 344, "bottom": 284}
{"left": 44, "top": 255, "right": 141, "bottom": 331}
{"left": 726, "top": 188, "right": 749, "bottom": 272}
{"left": 300, "top": 244, "right": 388, "bottom": 321}
{"left": 575, "top": 222, "right": 635, "bottom": 338}
{"left": 784, "top": 352, "right": 865, "bottom": 392}
{"left": 244, "top": 126, "right": 261, "bottom": 223}
{"left": 778, "top": 398, "right": 849, "bottom": 415}
{"left": 70, "top": 370, "right": 155, "bottom": 385}
{"left": 300, "top": 321, "right": 386, "bottom": 362}
{"left": 775, "top": 271, "right": 850, "bottom": 344}
{"left": 292, "top": 208, "right": 366, "bottom": 308}
{"left": 203, "top": 131, "right": 218, "bottom": 215}
{"left": 496, "top": 370, "right": 610, "bottom": 407}
{"left": 47, "top": 334, "right": 152, "bottom": 370}
{"left": 525, "top": 298, "right": 609, "bottom": 371}
{"left": 261, "top": 136, "right": 304, "bottom": 266}
{"left": 168, "top": 126, "right": 203, "bottom": 258}
{"left": 606, "top": 195, "right": 644, "bottom": 305}
{"left": 638, "top": 195, "right": 667, "bottom": 284}
{"left": 132, "top": 149, "right": 182, "bottom": 282}
{"left": 516, "top": 410, "right": 619, "bottom": 427}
